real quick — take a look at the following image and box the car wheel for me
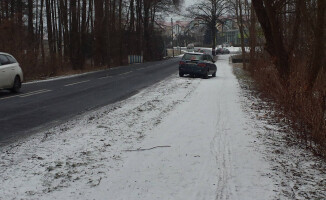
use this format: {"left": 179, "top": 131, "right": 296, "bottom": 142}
{"left": 202, "top": 71, "right": 209, "bottom": 79}
{"left": 11, "top": 76, "right": 21, "bottom": 93}
{"left": 179, "top": 72, "right": 184, "bottom": 77}
{"left": 212, "top": 72, "right": 216, "bottom": 77}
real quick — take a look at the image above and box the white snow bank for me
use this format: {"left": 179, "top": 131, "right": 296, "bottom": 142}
{"left": 224, "top": 47, "right": 250, "bottom": 53}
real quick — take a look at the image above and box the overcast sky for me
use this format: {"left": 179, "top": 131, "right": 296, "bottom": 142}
{"left": 167, "top": 0, "right": 194, "bottom": 21}
{"left": 184, "top": 0, "right": 194, "bottom": 7}
{"left": 181, "top": 0, "right": 194, "bottom": 12}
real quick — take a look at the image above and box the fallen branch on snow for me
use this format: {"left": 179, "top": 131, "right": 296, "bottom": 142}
{"left": 123, "top": 145, "right": 171, "bottom": 152}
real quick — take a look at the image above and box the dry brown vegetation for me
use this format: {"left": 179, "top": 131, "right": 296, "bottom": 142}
{"left": 231, "top": 0, "right": 326, "bottom": 156}
{"left": 249, "top": 54, "right": 325, "bottom": 156}
{"left": 249, "top": 57, "right": 325, "bottom": 158}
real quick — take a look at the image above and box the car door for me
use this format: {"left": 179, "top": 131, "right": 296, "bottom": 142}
{"left": 0, "top": 54, "right": 11, "bottom": 88}
{"left": 202, "top": 55, "right": 210, "bottom": 70}
{"left": 6, "top": 55, "right": 18, "bottom": 86}
{"left": 208, "top": 55, "right": 217, "bottom": 72}
{"left": 204, "top": 55, "right": 214, "bottom": 73}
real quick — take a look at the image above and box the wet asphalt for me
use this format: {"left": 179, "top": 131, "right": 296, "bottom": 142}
{"left": 0, "top": 58, "right": 180, "bottom": 145}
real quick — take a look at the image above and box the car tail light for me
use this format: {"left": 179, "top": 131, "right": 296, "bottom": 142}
{"left": 179, "top": 61, "right": 185, "bottom": 65}
{"left": 198, "top": 63, "right": 206, "bottom": 67}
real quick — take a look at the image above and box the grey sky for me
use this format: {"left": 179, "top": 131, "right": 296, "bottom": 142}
{"left": 184, "top": 0, "right": 194, "bottom": 7}
{"left": 165, "top": 0, "right": 196, "bottom": 21}
{"left": 182, "top": 0, "right": 195, "bottom": 11}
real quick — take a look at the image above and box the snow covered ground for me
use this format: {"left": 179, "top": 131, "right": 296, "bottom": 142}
{"left": 1, "top": 55, "right": 325, "bottom": 200}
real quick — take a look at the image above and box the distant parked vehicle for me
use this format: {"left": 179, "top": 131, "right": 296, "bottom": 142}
{"left": 221, "top": 48, "right": 230, "bottom": 54}
{"left": 216, "top": 48, "right": 223, "bottom": 54}
{"left": 0, "top": 52, "right": 23, "bottom": 93}
{"left": 199, "top": 48, "right": 214, "bottom": 56}
{"left": 187, "top": 43, "right": 195, "bottom": 52}
{"left": 222, "top": 42, "right": 231, "bottom": 47}
{"left": 179, "top": 52, "right": 217, "bottom": 79}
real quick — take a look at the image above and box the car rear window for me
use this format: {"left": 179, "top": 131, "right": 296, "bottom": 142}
{"left": 200, "top": 49, "right": 212, "bottom": 54}
{"left": 205, "top": 55, "right": 213, "bottom": 62}
{"left": 183, "top": 54, "right": 202, "bottom": 61}
{"left": 0, "top": 54, "right": 10, "bottom": 65}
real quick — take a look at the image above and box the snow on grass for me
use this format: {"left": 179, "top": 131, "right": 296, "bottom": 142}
{"left": 1, "top": 55, "right": 324, "bottom": 200}
{"left": 1, "top": 74, "right": 199, "bottom": 199}
{"left": 233, "top": 66, "right": 326, "bottom": 199}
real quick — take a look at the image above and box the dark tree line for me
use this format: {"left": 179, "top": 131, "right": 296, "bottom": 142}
{"left": 247, "top": 0, "right": 325, "bottom": 155}
{"left": 251, "top": 0, "right": 325, "bottom": 86}
{"left": 0, "top": 0, "right": 182, "bottom": 79}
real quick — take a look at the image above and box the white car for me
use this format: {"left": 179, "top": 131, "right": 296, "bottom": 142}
{"left": 0, "top": 52, "right": 23, "bottom": 93}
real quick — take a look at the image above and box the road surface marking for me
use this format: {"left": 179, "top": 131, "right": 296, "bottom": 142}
{"left": 19, "top": 89, "right": 52, "bottom": 97}
{"left": 0, "top": 95, "right": 18, "bottom": 100}
{"left": 119, "top": 71, "right": 132, "bottom": 76}
{"left": 64, "top": 80, "right": 90, "bottom": 87}
{"left": 98, "top": 75, "right": 112, "bottom": 79}
{"left": 0, "top": 89, "right": 52, "bottom": 100}
{"left": 0, "top": 89, "right": 53, "bottom": 100}
{"left": 136, "top": 67, "right": 146, "bottom": 71}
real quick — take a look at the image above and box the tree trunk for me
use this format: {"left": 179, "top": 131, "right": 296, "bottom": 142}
{"left": 252, "top": 0, "right": 290, "bottom": 81}
{"left": 136, "top": 0, "right": 142, "bottom": 55}
{"left": 45, "top": 0, "right": 54, "bottom": 55}
{"left": 27, "top": 0, "right": 34, "bottom": 46}
{"left": 80, "top": 0, "right": 87, "bottom": 67}
{"left": 39, "top": 0, "right": 45, "bottom": 64}
{"left": 249, "top": 3, "right": 256, "bottom": 68}
{"left": 118, "top": 0, "right": 123, "bottom": 65}
{"left": 129, "top": 0, "right": 135, "bottom": 32}
{"left": 70, "top": 0, "right": 81, "bottom": 69}
{"left": 94, "top": 0, "right": 104, "bottom": 66}
{"left": 238, "top": 0, "right": 247, "bottom": 69}
{"left": 309, "top": 0, "right": 325, "bottom": 88}
{"left": 143, "top": 0, "right": 151, "bottom": 60}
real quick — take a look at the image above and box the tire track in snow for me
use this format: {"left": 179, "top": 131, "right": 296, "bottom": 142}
{"left": 212, "top": 97, "right": 234, "bottom": 200}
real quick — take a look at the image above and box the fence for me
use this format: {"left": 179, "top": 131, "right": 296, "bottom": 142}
{"left": 128, "top": 55, "right": 143, "bottom": 64}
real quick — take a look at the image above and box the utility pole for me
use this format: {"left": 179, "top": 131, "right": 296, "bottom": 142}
{"left": 171, "top": 18, "right": 174, "bottom": 57}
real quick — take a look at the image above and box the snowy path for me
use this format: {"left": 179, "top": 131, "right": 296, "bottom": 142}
{"left": 81, "top": 56, "right": 276, "bottom": 200}
{"left": 1, "top": 55, "right": 305, "bottom": 200}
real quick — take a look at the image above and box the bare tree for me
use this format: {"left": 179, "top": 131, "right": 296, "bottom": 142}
{"left": 187, "top": 0, "right": 228, "bottom": 55}
{"left": 251, "top": 0, "right": 290, "bottom": 81}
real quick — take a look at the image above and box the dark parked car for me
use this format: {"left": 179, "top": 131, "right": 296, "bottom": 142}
{"left": 221, "top": 48, "right": 230, "bottom": 54}
{"left": 199, "top": 48, "right": 214, "bottom": 56}
{"left": 216, "top": 48, "right": 223, "bottom": 54}
{"left": 179, "top": 53, "right": 217, "bottom": 79}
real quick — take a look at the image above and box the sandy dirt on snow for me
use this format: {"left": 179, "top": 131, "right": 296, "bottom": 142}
{"left": 1, "top": 55, "right": 325, "bottom": 200}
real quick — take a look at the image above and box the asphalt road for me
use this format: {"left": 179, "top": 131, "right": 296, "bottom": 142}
{"left": 0, "top": 58, "right": 180, "bottom": 145}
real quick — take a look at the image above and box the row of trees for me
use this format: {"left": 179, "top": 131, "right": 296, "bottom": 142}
{"left": 246, "top": 0, "right": 325, "bottom": 155}
{"left": 251, "top": 0, "right": 325, "bottom": 86}
{"left": 0, "top": 0, "right": 182, "bottom": 79}
{"left": 231, "top": 0, "right": 326, "bottom": 155}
